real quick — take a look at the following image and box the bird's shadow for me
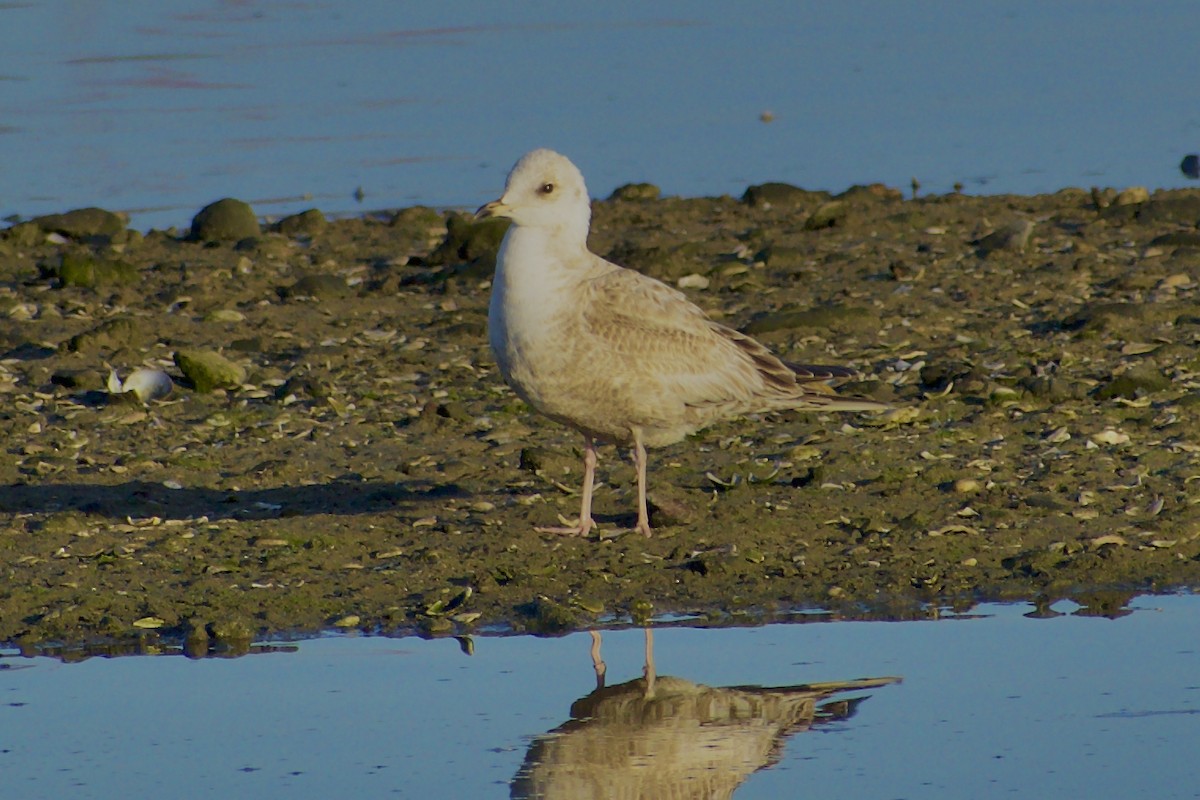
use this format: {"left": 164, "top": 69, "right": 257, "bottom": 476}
{"left": 0, "top": 478, "right": 463, "bottom": 521}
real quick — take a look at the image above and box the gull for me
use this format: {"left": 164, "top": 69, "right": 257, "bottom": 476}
{"left": 478, "top": 148, "right": 886, "bottom": 538}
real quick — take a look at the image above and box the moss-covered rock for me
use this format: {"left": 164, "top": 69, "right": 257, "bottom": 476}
{"left": 66, "top": 317, "right": 144, "bottom": 353}
{"left": 32, "top": 207, "right": 126, "bottom": 238}
{"left": 609, "top": 182, "right": 661, "bottom": 201}
{"left": 1094, "top": 363, "right": 1172, "bottom": 400}
{"left": 274, "top": 208, "right": 327, "bottom": 237}
{"left": 742, "top": 182, "right": 829, "bottom": 209}
{"left": 56, "top": 252, "right": 138, "bottom": 288}
{"left": 426, "top": 213, "right": 509, "bottom": 270}
{"left": 174, "top": 349, "right": 247, "bottom": 392}
{"left": 190, "top": 198, "right": 261, "bottom": 242}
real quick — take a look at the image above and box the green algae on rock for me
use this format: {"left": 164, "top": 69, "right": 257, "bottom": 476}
{"left": 174, "top": 348, "right": 247, "bottom": 392}
{"left": 190, "top": 197, "right": 261, "bottom": 242}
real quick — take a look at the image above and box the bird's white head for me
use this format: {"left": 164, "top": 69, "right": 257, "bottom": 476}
{"left": 476, "top": 149, "right": 591, "bottom": 243}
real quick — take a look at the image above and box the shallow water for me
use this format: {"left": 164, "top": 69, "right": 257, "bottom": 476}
{"left": 3, "top": 595, "right": 1198, "bottom": 798}
{"left": 2, "top": 1, "right": 1198, "bottom": 230}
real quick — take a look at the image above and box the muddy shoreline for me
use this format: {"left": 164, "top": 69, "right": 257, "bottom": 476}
{"left": 3, "top": 182, "right": 1199, "bottom": 653}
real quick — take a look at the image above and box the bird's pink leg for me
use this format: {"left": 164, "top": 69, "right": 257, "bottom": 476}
{"left": 536, "top": 436, "right": 598, "bottom": 537}
{"left": 633, "top": 431, "right": 653, "bottom": 537}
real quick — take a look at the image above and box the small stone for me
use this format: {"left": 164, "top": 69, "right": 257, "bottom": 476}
{"left": 1094, "top": 363, "right": 1171, "bottom": 400}
{"left": 67, "top": 317, "right": 144, "bottom": 352}
{"left": 190, "top": 198, "right": 261, "bottom": 242}
{"left": 975, "top": 219, "right": 1034, "bottom": 255}
{"left": 609, "top": 182, "right": 661, "bottom": 201}
{"left": 1113, "top": 186, "right": 1149, "bottom": 206}
{"left": 205, "top": 308, "right": 246, "bottom": 323}
{"left": 742, "top": 182, "right": 829, "bottom": 209}
{"left": 676, "top": 273, "right": 710, "bottom": 290}
{"left": 281, "top": 273, "right": 350, "bottom": 300}
{"left": 274, "top": 208, "right": 327, "bottom": 236}
{"left": 390, "top": 205, "right": 442, "bottom": 229}
{"left": 804, "top": 200, "right": 847, "bottom": 230}
{"left": 1091, "top": 429, "right": 1130, "bottom": 446}
{"left": 646, "top": 486, "right": 699, "bottom": 528}
{"left": 174, "top": 349, "right": 247, "bottom": 393}
{"left": 954, "top": 478, "right": 981, "bottom": 494}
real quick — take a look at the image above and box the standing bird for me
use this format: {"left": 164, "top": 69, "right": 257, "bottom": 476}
{"left": 478, "top": 149, "right": 885, "bottom": 538}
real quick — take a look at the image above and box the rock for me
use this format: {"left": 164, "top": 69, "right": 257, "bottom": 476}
{"left": 281, "top": 272, "right": 351, "bottom": 300}
{"left": 50, "top": 368, "right": 105, "bottom": 391}
{"left": 1148, "top": 232, "right": 1200, "bottom": 248}
{"left": 174, "top": 349, "right": 247, "bottom": 392}
{"left": 390, "top": 205, "right": 442, "bottom": 229}
{"left": 804, "top": 199, "right": 848, "bottom": 230}
{"left": 920, "top": 361, "right": 983, "bottom": 392}
{"left": 426, "top": 213, "right": 509, "bottom": 269}
{"left": 742, "top": 182, "right": 829, "bottom": 209}
{"left": 1113, "top": 186, "right": 1149, "bottom": 206}
{"left": 1061, "top": 301, "right": 1184, "bottom": 335}
{"left": 837, "top": 183, "right": 903, "bottom": 202}
{"left": 609, "top": 182, "right": 661, "bottom": 201}
{"left": 1019, "top": 375, "right": 1087, "bottom": 402}
{"left": 1104, "top": 196, "right": 1200, "bottom": 225}
{"left": 209, "top": 617, "right": 254, "bottom": 644}
{"left": 1138, "top": 197, "right": 1200, "bottom": 225}
{"left": 205, "top": 308, "right": 246, "bottom": 323}
{"left": 31, "top": 207, "right": 126, "bottom": 238}
{"left": 56, "top": 252, "right": 138, "bottom": 288}
{"left": 1183, "top": 154, "right": 1200, "bottom": 179}
{"left": 604, "top": 241, "right": 701, "bottom": 281}
{"left": 274, "top": 208, "right": 327, "bottom": 236}
{"left": 742, "top": 304, "right": 880, "bottom": 335}
{"left": 3, "top": 221, "right": 43, "bottom": 247}
{"left": 67, "top": 317, "right": 144, "bottom": 353}
{"left": 1094, "top": 363, "right": 1171, "bottom": 400}
{"left": 975, "top": 219, "right": 1034, "bottom": 255}
{"left": 274, "top": 375, "right": 331, "bottom": 400}
{"left": 954, "top": 478, "right": 981, "bottom": 494}
{"left": 1090, "top": 186, "right": 1117, "bottom": 209}
{"left": 646, "top": 486, "right": 700, "bottom": 527}
{"left": 190, "top": 198, "right": 260, "bottom": 242}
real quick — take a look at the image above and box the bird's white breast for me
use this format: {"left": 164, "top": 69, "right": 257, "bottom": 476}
{"left": 488, "top": 226, "right": 588, "bottom": 406}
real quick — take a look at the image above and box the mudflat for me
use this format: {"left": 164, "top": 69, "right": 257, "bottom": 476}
{"left": 3, "top": 182, "right": 1198, "bottom": 651}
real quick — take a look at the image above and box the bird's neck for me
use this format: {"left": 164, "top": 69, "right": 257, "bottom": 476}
{"left": 498, "top": 222, "right": 591, "bottom": 280}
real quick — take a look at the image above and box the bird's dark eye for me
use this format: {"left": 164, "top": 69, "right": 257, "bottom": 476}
{"left": 538, "top": 182, "right": 554, "bottom": 195}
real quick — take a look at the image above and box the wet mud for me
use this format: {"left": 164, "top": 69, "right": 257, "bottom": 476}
{"left": 2, "top": 182, "right": 1199, "bottom": 650}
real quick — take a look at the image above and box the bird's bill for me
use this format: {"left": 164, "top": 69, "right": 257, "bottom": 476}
{"left": 475, "top": 199, "right": 511, "bottom": 220}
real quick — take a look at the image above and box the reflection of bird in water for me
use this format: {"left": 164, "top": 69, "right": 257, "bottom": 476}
{"left": 511, "top": 629, "right": 900, "bottom": 799}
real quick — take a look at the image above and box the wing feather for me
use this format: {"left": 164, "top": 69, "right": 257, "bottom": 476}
{"left": 578, "top": 266, "right": 840, "bottom": 409}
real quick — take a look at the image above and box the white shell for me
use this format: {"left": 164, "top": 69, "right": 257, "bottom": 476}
{"left": 109, "top": 368, "right": 174, "bottom": 402}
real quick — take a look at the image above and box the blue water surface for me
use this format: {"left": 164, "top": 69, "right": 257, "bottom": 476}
{"left": 1, "top": 1, "right": 1198, "bottom": 230}
{"left": 2, "top": 596, "right": 1198, "bottom": 798}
